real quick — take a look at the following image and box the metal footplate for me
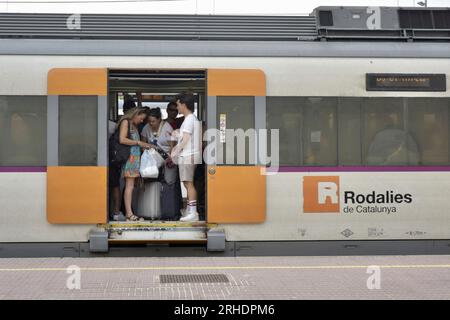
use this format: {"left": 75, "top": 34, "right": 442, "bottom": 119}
{"left": 100, "top": 221, "right": 213, "bottom": 244}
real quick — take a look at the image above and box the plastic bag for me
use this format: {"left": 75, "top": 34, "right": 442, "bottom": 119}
{"left": 140, "top": 149, "right": 163, "bottom": 178}
{"left": 150, "top": 148, "right": 165, "bottom": 168}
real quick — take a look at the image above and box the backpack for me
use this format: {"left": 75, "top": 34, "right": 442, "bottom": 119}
{"left": 109, "top": 120, "right": 131, "bottom": 168}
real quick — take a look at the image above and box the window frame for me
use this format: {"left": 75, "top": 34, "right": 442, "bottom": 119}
{"left": 266, "top": 96, "right": 450, "bottom": 168}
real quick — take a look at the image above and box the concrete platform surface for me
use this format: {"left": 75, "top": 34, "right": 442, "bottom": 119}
{"left": 0, "top": 255, "right": 449, "bottom": 300}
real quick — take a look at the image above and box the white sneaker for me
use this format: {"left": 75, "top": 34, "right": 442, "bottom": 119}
{"left": 180, "top": 212, "right": 199, "bottom": 222}
{"left": 112, "top": 212, "right": 126, "bottom": 221}
{"left": 180, "top": 208, "right": 187, "bottom": 217}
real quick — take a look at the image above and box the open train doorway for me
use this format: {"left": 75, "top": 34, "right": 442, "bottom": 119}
{"left": 106, "top": 69, "right": 207, "bottom": 243}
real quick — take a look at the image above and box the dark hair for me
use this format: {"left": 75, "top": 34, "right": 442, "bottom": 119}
{"left": 176, "top": 93, "right": 195, "bottom": 112}
{"left": 148, "top": 107, "right": 162, "bottom": 119}
{"left": 123, "top": 94, "right": 136, "bottom": 114}
{"left": 167, "top": 101, "right": 177, "bottom": 110}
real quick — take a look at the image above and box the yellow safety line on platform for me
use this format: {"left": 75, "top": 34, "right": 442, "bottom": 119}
{"left": 0, "top": 264, "right": 450, "bottom": 272}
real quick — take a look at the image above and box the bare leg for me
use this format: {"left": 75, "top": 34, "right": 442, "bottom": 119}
{"left": 124, "top": 177, "right": 135, "bottom": 217}
{"left": 183, "top": 181, "right": 197, "bottom": 203}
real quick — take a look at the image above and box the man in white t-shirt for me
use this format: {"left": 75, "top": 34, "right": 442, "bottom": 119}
{"left": 171, "top": 93, "right": 201, "bottom": 222}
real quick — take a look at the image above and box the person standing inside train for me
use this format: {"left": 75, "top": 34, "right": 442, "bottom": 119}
{"left": 122, "top": 93, "right": 136, "bottom": 114}
{"left": 166, "top": 100, "right": 184, "bottom": 130}
{"left": 118, "top": 107, "right": 151, "bottom": 221}
{"left": 141, "top": 107, "right": 180, "bottom": 202}
{"left": 108, "top": 117, "right": 125, "bottom": 221}
{"left": 138, "top": 106, "right": 150, "bottom": 134}
{"left": 141, "top": 107, "right": 175, "bottom": 156}
{"left": 164, "top": 102, "right": 185, "bottom": 218}
{"left": 171, "top": 93, "right": 202, "bottom": 222}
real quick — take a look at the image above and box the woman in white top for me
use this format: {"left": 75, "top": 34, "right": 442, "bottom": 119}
{"left": 141, "top": 107, "right": 178, "bottom": 184}
{"left": 141, "top": 108, "right": 174, "bottom": 152}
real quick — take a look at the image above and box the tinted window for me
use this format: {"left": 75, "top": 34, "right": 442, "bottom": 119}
{"left": 267, "top": 97, "right": 338, "bottom": 166}
{"left": 362, "top": 98, "right": 412, "bottom": 165}
{"left": 267, "top": 96, "right": 450, "bottom": 167}
{"left": 408, "top": 98, "right": 449, "bottom": 165}
{"left": 0, "top": 96, "right": 46, "bottom": 166}
{"left": 302, "top": 97, "right": 337, "bottom": 166}
{"left": 338, "top": 98, "right": 362, "bottom": 165}
{"left": 217, "top": 96, "right": 255, "bottom": 165}
{"left": 266, "top": 97, "right": 303, "bottom": 165}
{"left": 59, "top": 96, "right": 98, "bottom": 166}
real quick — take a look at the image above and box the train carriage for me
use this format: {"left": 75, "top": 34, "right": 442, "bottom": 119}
{"left": 0, "top": 6, "right": 450, "bottom": 256}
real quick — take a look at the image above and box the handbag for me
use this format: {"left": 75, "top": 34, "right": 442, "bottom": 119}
{"left": 109, "top": 120, "right": 131, "bottom": 167}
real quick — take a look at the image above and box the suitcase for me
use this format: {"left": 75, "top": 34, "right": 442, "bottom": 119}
{"left": 137, "top": 181, "right": 161, "bottom": 220}
{"left": 160, "top": 180, "right": 182, "bottom": 221}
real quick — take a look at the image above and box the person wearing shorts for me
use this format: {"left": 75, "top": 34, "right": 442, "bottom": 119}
{"left": 171, "top": 93, "right": 202, "bottom": 222}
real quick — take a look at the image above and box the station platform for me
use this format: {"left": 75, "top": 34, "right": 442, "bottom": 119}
{"left": 0, "top": 255, "right": 449, "bottom": 299}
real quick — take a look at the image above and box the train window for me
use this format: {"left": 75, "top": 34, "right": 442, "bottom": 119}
{"left": 217, "top": 96, "right": 255, "bottom": 165}
{"left": 268, "top": 96, "right": 450, "bottom": 167}
{"left": 267, "top": 97, "right": 338, "bottom": 166}
{"left": 266, "top": 97, "right": 303, "bottom": 165}
{"left": 302, "top": 97, "right": 337, "bottom": 166}
{"left": 338, "top": 98, "right": 362, "bottom": 165}
{"left": 0, "top": 96, "right": 47, "bottom": 166}
{"left": 408, "top": 98, "right": 449, "bottom": 165}
{"left": 59, "top": 96, "right": 98, "bottom": 166}
{"left": 362, "top": 98, "right": 417, "bottom": 165}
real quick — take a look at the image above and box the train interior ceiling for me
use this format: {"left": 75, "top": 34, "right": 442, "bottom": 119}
{"left": 107, "top": 69, "right": 207, "bottom": 224}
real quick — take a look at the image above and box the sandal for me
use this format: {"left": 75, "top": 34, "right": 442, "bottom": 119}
{"left": 126, "top": 214, "right": 144, "bottom": 222}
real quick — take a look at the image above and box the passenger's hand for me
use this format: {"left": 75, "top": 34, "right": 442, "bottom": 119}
{"left": 171, "top": 148, "right": 180, "bottom": 165}
{"left": 171, "top": 129, "right": 180, "bottom": 140}
{"left": 171, "top": 148, "right": 179, "bottom": 159}
{"left": 166, "top": 157, "right": 175, "bottom": 168}
{"left": 139, "top": 141, "right": 152, "bottom": 150}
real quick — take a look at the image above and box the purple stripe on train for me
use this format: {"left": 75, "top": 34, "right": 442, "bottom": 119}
{"left": 268, "top": 166, "right": 450, "bottom": 172}
{"left": 0, "top": 167, "right": 47, "bottom": 173}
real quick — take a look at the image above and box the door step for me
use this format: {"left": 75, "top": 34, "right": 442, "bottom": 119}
{"left": 99, "top": 221, "right": 214, "bottom": 243}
